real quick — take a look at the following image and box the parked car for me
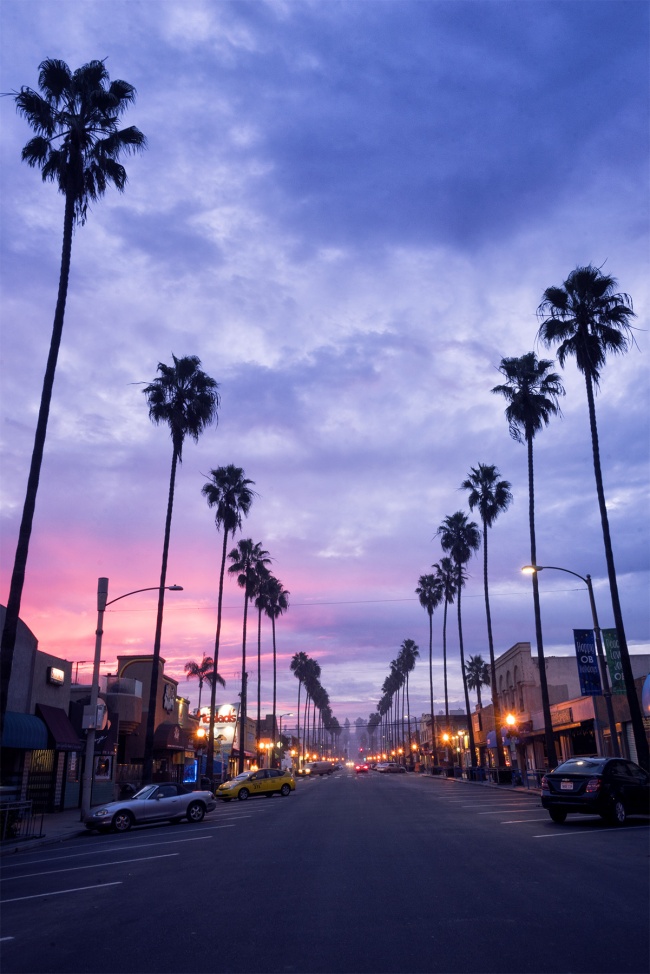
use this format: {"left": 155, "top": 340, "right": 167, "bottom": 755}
{"left": 216, "top": 768, "right": 296, "bottom": 801}
{"left": 374, "top": 762, "right": 389, "bottom": 773}
{"left": 355, "top": 763, "right": 369, "bottom": 773}
{"left": 306, "top": 761, "right": 335, "bottom": 776}
{"left": 541, "top": 757, "right": 650, "bottom": 825}
{"left": 84, "top": 783, "right": 217, "bottom": 833}
{"left": 377, "top": 763, "right": 406, "bottom": 774}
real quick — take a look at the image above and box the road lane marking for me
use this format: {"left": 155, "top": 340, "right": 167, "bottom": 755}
{"left": 501, "top": 818, "right": 552, "bottom": 824}
{"left": 478, "top": 808, "right": 540, "bottom": 814}
{"left": 533, "top": 826, "right": 650, "bottom": 838}
{"left": 6, "top": 852, "right": 180, "bottom": 881}
{"left": 0, "top": 835, "right": 215, "bottom": 870}
{"left": 3, "top": 881, "right": 122, "bottom": 904}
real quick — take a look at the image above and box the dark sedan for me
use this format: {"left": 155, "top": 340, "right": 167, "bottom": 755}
{"left": 541, "top": 757, "right": 650, "bottom": 825}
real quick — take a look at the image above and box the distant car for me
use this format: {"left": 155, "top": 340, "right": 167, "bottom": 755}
{"left": 306, "top": 761, "right": 335, "bottom": 776}
{"left": 355, "top": 764, "right": 369, "bottom": 773}
{"left": 541, "top": 757, "right": 650, "bottom": 825}
{"left": 374, "top": 762, "right": 389, "bottom": 773}
{"left": 377, "top": 763, "right": 406, "bottom": 774}
{"left": 85, "top": 783, "right": 216, "bottom": 833}
{"left": 216, "top": 768, "right": 296, "bottom": 801}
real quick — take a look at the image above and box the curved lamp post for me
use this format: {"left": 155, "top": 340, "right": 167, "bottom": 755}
{"left": 80, "top": 577, "right": 183, "bottom": 820}
{"left": 522, "top": 565, "right": 619, "bottom": 757}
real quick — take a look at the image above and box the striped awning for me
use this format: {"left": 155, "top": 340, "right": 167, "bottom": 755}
{"left": 1, "top": 712, "right": 48, "bottom": 750}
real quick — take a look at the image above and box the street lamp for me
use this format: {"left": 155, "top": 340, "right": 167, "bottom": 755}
{"left": 522, "top": 565, "right": 620, "bottom": 757}
{"left": 80, "top": 577, "right": 183, "bottom": 820}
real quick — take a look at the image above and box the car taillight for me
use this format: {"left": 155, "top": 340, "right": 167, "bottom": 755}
{"left": 541, "top": 775, "right": 548, "bottom": 791}
{"left": 585, "top": 777, "right": 602, "bottom": 793}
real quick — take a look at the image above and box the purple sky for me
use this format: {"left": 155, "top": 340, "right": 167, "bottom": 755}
{"left": 1, "top": 1, "right": 648, "bottom": 731}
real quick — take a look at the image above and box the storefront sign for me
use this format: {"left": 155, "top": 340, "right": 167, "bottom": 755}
{"left": 573, "top": 629, "right": 602, "bottom": 696}
{"left": 47, "top": 666, "right": 65, "bottom": 686}
{"left": 602, "top": 629, "right": 625, "bottom": 694}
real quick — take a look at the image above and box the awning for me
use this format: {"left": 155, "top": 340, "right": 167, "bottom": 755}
{"left": 154, "top": 723, "right": 188, "bottom": 751}
{"left": 1, "top": 712, "right": 48, "bottom": 750}
{"left": 36, "top": 704, "right": 82, "bottom": 752}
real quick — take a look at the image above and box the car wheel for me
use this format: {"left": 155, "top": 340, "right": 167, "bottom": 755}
{"left": 112, "top": 810, "right": 134, "bottom": 833}
{"left": 186, "top": 801, "right": 205, "bottom": 823}
{"left": 549, "top": 809, "right": 567, "bottom": 824}
{"left": 606, "top": 797, "right": 627, "bottom": 826}
{"left": 238, "top": 788, "right": 249, "bottom": 801}
{"left": 280, "top": 784, "right": 291, "bottom": 797}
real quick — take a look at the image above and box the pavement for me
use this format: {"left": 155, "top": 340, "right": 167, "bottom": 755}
{"left": 1, "top": 773, "right": 541, "bottom": 857}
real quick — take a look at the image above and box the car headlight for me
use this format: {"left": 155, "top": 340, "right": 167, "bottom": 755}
{"left": 93, "top": 809, "right": 110, "bottom": 817}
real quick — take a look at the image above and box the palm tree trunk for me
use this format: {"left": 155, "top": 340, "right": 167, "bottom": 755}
{"left": 0, "top": 185, "right": 75, "bottom": 736}
{"left": 207, "top": 526, "right": 229, "bottom": 777}
{"left": 406, "top": 674, "right": 412, "bottom": 767}
{"left": 238, "top": 593, "right": 250, "bottom": 773}
{"left": 256, "top": 604, "right": 262, "bottom": 750}
{"left": 442, "top": 602, "right": 450, "bottom": 725}
{"left": 482, "top": 519, "right": 505, "bottom": 768}
{"left": 526, "top": 429, "right": 558, "bottom": 769}
{"left": 271, "top": 615, "right": 277, "bottom": 768}
{"left": 428, "top": 610, "right": 437, "bottom": 765}
{"left": 296, "top": 681, "right": 302, "bottom": 760}
{"left": 584, "top": 375, "right": 649, "bottom": 768}
{"left": 143, "top": 447, "right": 178, "bottom": 781}
{"left": 456, "top": 571, "right": 477, "bottom": 768}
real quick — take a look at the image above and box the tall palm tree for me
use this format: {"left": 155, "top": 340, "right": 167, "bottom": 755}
{"left": 228, "top": 540, "right": 271, "bottom": 772}
{"left": 398, "top": 639, "right": 419, "bottom": 765}
{"left": 143, "top": 355, "right": 219, "bottom": 780}
{"left": 438, "top": 512, "right": 480, "bottom": 768}
{"left": 493, "top": 351, "right": 564, "bottom": 769}
{"left": 416, "top": 573, "right": 443, "bottom": 764}
{"left": 202, "top": 465, "right": 256, "bottom": 776}
{"left": 290, "top": 651, "right": 309, "bottom": 757}
{"left": 461, "top": 463, "right": 512, "bottom": 767}
{"left": 431, "top": 557, "right": 457, "bottom": 732}
{"left": 264, "top": 576, "right": 290, "bottom": 767}
{"left": 464, "top": 655, "right": 490, "bottom": 710}
{"left": 253, "top": 564, "right": 272, "bottom": 748}
{"left": 537, "top": 266, "right": 648, "bottom": 769}
{"left": 184, "top": 655, "right": 218, "bottom": 713}
{"left": 1, "top": 59, "right": 146, "bottom": 734}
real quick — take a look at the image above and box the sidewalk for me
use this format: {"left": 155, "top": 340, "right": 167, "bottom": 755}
{"left": 1, "top": 806, "right": 87, "bottom": 856}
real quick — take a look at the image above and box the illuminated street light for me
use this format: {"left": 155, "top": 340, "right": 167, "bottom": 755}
{"left": 522, "top": 564, "right": 620, "bottom": 756}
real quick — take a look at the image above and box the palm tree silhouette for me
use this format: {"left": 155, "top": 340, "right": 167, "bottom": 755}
{"left": 416, "top": 573, "right": 443, "bottom": 764}
{"left": 264, "top": 576, "right": 290, "bottom": 767}
{"left": 1, "top": 59, "right": 146, "bottom": 733}
{"left": 253, "top": 566, "right": 272, "bottom": 750}
{"left": 184, "top": 655, "right": 225, "bottom": 713}
{"left": 228, "top": 540, "right": 271, "bottom": 772}
{"left": 537, "top": 265, "right": 648, "bottom": 770}
{"left": 438, "top": 512, "right": 480, "bottom": 768}
{"left": 464, "top": 655, "right": 490, "bottom": 710}
{"left": 290, "top": 651, "right": 309, "bottom": 758}
{"left": 143, "top": 354, "right": 219, "bottom": 779}
{"left": 493, "top": 351, "right": 564, "bottom": 769}
{"left": 461, "top": 463, "right": 512, "bottom": 767}
{"left": 202, "top": 465, "right": 256, "bottom": 776}
{"left": 431, "top": 557, "right": 457, "bottom": 736}
{"left": 398, "top": 639, "right": 419, "bottom": 765}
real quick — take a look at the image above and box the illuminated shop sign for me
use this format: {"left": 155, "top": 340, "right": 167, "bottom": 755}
{"left": 47, "top": 666, "right": 65, "bottom": 686}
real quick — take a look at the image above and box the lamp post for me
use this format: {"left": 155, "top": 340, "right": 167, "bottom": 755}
{"left": 522, "top": 565, "right": 620, "bottom": 757}
{"left": 80, "top": 577, "right": 183, "bottom": 821}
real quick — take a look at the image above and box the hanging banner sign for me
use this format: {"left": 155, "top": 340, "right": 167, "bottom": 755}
{"left": 573, "top": 629, "right": 602, "bottom": 696}
{"left": 602, "top": 629, "right": 625, "bottom": 695}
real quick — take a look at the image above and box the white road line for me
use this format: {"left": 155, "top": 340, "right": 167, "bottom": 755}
{"left": 3, "top": 881, "right": 122, "bottom": 904}
{"left": 0, "top": 835, "right": 214, "bottom": 870}
{"left": 478, "top": 808, "right": 540, "bottom": 814}
{"left": 501, "top": 818, "right": 553, "bottom": 824}
{"left": 533, "top": 826, "right": 650, "bottom": 838}
{"left": 6, "top": 852, "right": 179, "bottom": 881}
{"left": 0, "top": 937, "right": 16, "bottom": 942}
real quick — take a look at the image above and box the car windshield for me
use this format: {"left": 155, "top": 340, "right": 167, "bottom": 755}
{"left": 553, "top": 758, "right": 605, "bottom": 775}
{"left": 233, "top": 773, "right": 251, "bottom": 781}
{"left": 132, "top": 785, "right": 158, "bottom": 799}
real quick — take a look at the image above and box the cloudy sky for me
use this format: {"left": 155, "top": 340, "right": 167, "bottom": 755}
{"left": 1, "top": 0, "right": 648, "bottom": 733}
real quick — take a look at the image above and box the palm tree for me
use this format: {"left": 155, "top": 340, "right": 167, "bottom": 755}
{"left": 438, "top": 512, "right": 480, "bottom": 768}
{"left": 184, "top": 656, "right": 218, "bottom": 713}
{"left": 143, "top": 355, "right": 219, "bottom": 780}
{"left": 461, "top": 463, "right": 512, "bottom": 767}
{"left": 464, "top": 655, "right": 490, "bottom": 709}
{"left": 398, "top": 639, "right": 419, "bottom": 765}
{"left": 537, "top": 266, "right": 648, "bottom": 770}
{"left": 431, "top": 557, "right": 457, "bottom": 733}
{"left": 290, "top": 651, "right": 309, "bottom": 757}
{"left": 253, "top": 564, "right": 272, "bottom": 748}
{"left": 493, "top": 351, "right": 564, "bottom": 769}
{"left": 416, "top": 573, "right": 443, "bottom": 765}
{"left": 1, "top": 59, "right": 146, "bottom": 734}
{"left": 228, "top": 540, "right": 271, "bottom": 772}
{"left": 264, "top": 576, "right": 290, "bottom": 767}
{"left": 202, "top": 465, "right": 256, "bottom": 776}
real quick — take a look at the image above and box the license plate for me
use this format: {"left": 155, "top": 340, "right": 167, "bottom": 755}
{"left": 560, "top": 780, "right": 573, "bottom": 791}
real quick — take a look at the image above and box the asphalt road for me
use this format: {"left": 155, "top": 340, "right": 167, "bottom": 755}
{"left": 1, "top": 770, "right": 648, "bottom": 974}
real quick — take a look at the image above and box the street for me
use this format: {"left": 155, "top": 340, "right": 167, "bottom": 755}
{"left": 1, "top": 770, "right": 648, "bottom": 974}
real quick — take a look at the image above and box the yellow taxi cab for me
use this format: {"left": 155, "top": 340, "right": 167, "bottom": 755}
{"left": 216, "top": 768, "right": 296, "bottom": 802}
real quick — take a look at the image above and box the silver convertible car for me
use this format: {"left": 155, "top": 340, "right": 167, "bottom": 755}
{"left": 84, "top": 783, "right": 217, "bottom": 833}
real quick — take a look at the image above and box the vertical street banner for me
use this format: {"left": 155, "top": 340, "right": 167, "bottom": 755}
{"left": 602, "top": 629, "right": 625, "bottom": 694}
{"left": 573, "top": 629, "right": 602, "bottom": 696}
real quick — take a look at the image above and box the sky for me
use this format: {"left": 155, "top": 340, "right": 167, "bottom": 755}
{"left": 1, "top": 0, "right": 648, "bottom": 735}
